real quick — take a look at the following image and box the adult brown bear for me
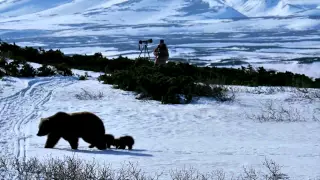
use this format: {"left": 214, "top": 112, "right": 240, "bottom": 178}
{"left": 36, "top": 111, "right": 106, "bottom": 150}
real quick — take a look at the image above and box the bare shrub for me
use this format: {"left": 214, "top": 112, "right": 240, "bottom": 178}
{"left": 238, "top": 158, "right": 289, "bottom": 180}
{"left": 0, "top": 155, "right": 162, "bottom": 180}
{"left": 170, "top": 166, "right": 212, "bottom": 180}
{"left": 313, "top": 108, "right": 320, "bottom": 122}
{"left": 75, "top": 88, "right": 104, "bottom": 100}
{"left": 0, "top": 155, "right": 312, "bottom": 180}
{"left": 224, "top": 86, "right": 236, "bottom": 102}
{"left": 246, "top": 100, "right": 307, "bottom": 123}
{"left": 209, "top": 84, "right": 236, "bottom": 103}
{"left": 240, "top": 166, "right": 259, "bottom": 180}
{"left": 262, "top": 158, "right": 289, "bottom": 180}
{"left": 290, "top": 87, "right": 320, "bottom": 102}
{"left": 245, "top": 86, "right": 287, "bottom": 95}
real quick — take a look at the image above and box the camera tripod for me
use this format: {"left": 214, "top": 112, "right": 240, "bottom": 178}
{"left": 138, "top": 43, "right": 151, "bottom": 59}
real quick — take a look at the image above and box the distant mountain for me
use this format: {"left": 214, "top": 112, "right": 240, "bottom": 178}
{"left": 0, "top": 0, "right": 319, "bottom": 20}
{"left": 223, "top": 0, "right": 320, "bottom": 17}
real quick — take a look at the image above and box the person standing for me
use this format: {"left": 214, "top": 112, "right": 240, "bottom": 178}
{"left": 153, "top": 39, "right": 169, "bottom": 65}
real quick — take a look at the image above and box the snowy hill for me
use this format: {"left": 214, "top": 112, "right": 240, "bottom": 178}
{"left": 223, "top": 0, "right": 320, "bottom": 17}
{"left": 0, "top": 63, "right": 320, "bottom": 179}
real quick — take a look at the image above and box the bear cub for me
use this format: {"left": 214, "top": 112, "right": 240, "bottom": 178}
{"left": 89, "top": 134, "right": 114, "bottom": 149}
{"left": 104, "top": 134, "right": 115, "bottom": 148}
{"left": 113, "top": 135, "right": 135, "bottom": 150}
{"left": 37, "top": 111, "right": 107, "bottom": 150}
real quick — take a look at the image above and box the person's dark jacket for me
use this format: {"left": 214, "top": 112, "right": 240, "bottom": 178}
{"left": 156, "top": 44, "right": 169, "bottom": 57}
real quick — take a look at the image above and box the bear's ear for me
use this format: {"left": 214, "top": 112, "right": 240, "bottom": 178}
{"left": 39, "top": 118, "right": 49, "bottom": 127}
{"left": 39, "top": 118, "right": 46, "bottom": 123}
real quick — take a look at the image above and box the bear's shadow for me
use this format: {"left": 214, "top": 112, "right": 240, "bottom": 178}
{"left": 55, "top": 147, "right": 153, "bottom": 157}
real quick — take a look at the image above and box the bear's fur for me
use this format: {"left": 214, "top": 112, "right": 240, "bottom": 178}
{"left": 37, "top": 111, "right": 106, "bottom": 150}
{"left": 113, "top": 135, "right": 135, "bottom": 150}
{"left": 89, "top": 134, "right": 114, "bottom": 149}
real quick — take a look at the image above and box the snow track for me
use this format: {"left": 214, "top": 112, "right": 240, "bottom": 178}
{"left": 0, "top": 76, "right": 77, "bottom": 160}
{"left": 0, "top": 73, "right": 320, "bottom": 179}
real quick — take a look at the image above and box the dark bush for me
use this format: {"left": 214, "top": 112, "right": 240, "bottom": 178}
{"left": 100, "top": 65, "right": 230, "bottom": 104}
{"left": 0, "top": 55, "right": 7, "bottom": 68}
{"left": 37, "top": 64, "right": 56, "bottom": 77}
{"left": 4, "top": 60, "right": 20, "bottom": 76}
{"left": 19, "top": 63, "right": 37, "bottom": 77}
{"left": 54, "top": 63, "right": 73, "bottom": 76}
{"left": 0, "top": 55, "right": 6, "bottom": 78}
{"left": 78, "top": 72, "right": 89, "bottom": 80}
{"left": 1, "top": 40, "right": 319, "bottom": 104}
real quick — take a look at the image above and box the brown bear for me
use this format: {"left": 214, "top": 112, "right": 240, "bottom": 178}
{"left": 36, "top": 111, "right": 107, "bottom": 150}
{"left": 89, "top": 134, "right": 114, "bottom": 149}
{"left": 113, "top": 135, "right": 135, "bottom": 150}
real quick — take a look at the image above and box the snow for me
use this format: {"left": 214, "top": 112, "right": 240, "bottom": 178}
{"left": 0, "top": 2, "right": 320, "bottom": 176}
{"left": 0, "top": 1, "right": 319, "bottom": 80}
{"left": 0, "top": 63, "right": 320, "bottom": 179}
{"left": 224, "top": 0, "right": 320, "bottom": 17}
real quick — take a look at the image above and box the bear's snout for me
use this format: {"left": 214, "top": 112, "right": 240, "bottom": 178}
{"left": 37, "top": 131, "right": 45, "bottom": 136}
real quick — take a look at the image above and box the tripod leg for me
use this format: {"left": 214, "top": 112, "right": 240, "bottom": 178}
{"left": 139, "top": 47, "right": 143, "bottom": 58}
{"left": 146, "top": 46, "right": 150, "bottom": 60}
{"left": 144, "top": 45, "right": 147, "bottom": 58}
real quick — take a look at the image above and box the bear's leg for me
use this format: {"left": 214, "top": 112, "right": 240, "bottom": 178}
{"left": 63, "top": 136, "right": 79, "bottom": 150}
{"left": 45, "top": 133, "right": 61, "bottom": 148}
{"left": 95, "top": 141, "right": 107, "bottom": 150}
{"left": 88, "top": 136, "right": 106, "bottom": 150}
{"left": 119, "top": 144, "right": 126, "bottom": 149}
{"left": 128, "top": 145, "right": 133, "bottom": 150}
{"left": 89, "top": 144, "right": 95, "bottom": 148}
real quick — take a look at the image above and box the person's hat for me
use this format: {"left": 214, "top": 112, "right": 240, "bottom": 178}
{"left": 160, "top": 39, "right": 164, "bottom": 43}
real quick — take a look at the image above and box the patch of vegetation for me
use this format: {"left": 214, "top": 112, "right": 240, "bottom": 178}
{"left": 0, "top": 155, "right": 294, "bottom": 180}
{"left": 0, "top": 55, "right": 6, "bottom": 79}
{"left": 100, "top": 61, "right": 235, "bottom": 104}
{"left": 0, "top": 41, "right": 133, "bottom": 72}
{"left": 0, "top": 58, "right": 72, "bottom": 78}
{"left": 36, "top": 64, "right": 56, "bottom": 77}
{"left": 1, "top": 40, "right": 320, "bottom": 104}
{"left": 79, "top": 72, "right": 89, "bottom": 80}
{"left": 75, "top": 88, "right": 104, "bottom": 100}
{"left": 245, "top": 99, "right": 320, "bottom": 123}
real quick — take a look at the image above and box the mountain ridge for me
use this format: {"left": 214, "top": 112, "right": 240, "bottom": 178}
{"left": 0, "top": 0, "right": 319, "bottom": 20}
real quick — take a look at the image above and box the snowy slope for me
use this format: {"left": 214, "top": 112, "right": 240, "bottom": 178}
{"left": 0, "top": 64, "right": 320, "bottom": 179}
{"left": 223, "top": 0, "right": 320, "bottom": 17}
{"left": 0, "top": 0, "right": 246, "bottom": 21}
{"left": 0, "top": 0, "right": 73, "bottom": 17}
{"left": 0, "top": 0, "right": 318, "bottom": 32}
{"left": 1, "top": 0, "right": 319, "bottom": 19}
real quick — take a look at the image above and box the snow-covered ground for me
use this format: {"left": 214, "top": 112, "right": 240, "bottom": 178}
{"left": 1, "top": 0, "right": 320, "bottom": 79}
{"left": 0, "top": 64, "right": 320, "bottom": 179}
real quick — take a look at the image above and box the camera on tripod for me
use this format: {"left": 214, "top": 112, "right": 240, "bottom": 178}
{"left": 138, "top": 39, "right": 153, "bottom": 59}
{"left": 139, "top": 39, "right": 153, "bottom": 45}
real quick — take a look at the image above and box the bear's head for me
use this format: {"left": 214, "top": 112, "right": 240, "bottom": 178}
{"left": 37, "top": 118, "right": 51, "bottom": 136}
{"left": 113, "top": 138, "right": 120, "bottom": 147}
{"left": 104, "top": 134, "right": 115, "bottom": 144}
{"left": 37, "top": 112, "right": 70, "bottom": 136}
